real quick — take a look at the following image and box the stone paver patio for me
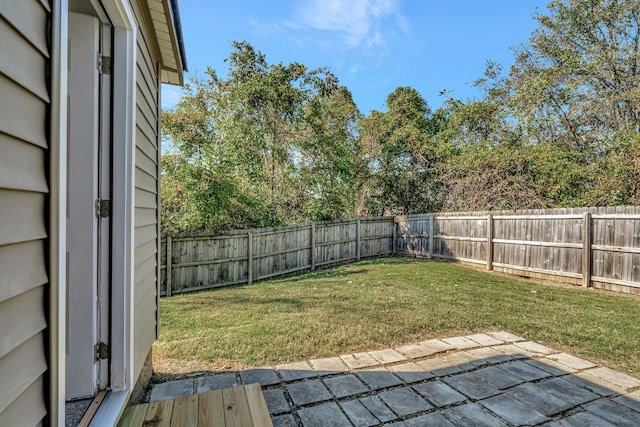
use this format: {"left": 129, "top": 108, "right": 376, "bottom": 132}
{"left": 148, "top": 331, "right": 640, "bottom": 426}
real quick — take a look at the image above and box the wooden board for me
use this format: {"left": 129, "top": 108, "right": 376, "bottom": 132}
{"left": 117, "top": 384, "right": 272, "bottom": 427}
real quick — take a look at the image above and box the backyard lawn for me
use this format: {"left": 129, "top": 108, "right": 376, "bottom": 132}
{"left": 154, "top": 257, "right": 640, "bottom": 378}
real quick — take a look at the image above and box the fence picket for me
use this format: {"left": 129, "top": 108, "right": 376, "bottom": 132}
{"left": 160, "top": 207, "right": 640, "bottom": 296}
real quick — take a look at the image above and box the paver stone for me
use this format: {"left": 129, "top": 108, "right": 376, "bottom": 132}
{"left": 339, "top": 399, "right": 379, "bottom": 427}
{"left": 416, "top": 357, "right": 463, "bottom": 377}
{"left": 277, "top": 361, "right": 317, "bottom": 382}
{"left": 515, "top": 341, "right": 554, "bottom": 354}
{"left": 356, "top": 368, "right": 403, "bottom": 390}
{"left": 499, "top": 360, "right": 551, "bottom": 381}
{"left": 286, "top": 379, "right": 332, "bottom": 406}
{"left": 396, "top": 343, "right": 438, "bottom": 359}
{"left": 474, "top": 366, "right": 525, "bottom": 389}
{"left": 369, "top": 348, "right": 407, "bottom": 364}
{"left": 149, "top": 378, "right": 194, "bottom": 402}
{"left": 466, "top": 333, "right": 504, "bottom": 346}
{"left": 491, "top": 344, "right": 533, "bottom": 358}
{"left": 585, "top": 367, "right": 640, "bottom": 391}
{"left": 505, "top": 382, "right": 573, "bottom": 416}
{"left": 308, "top": 357, "right": 348, "bottom": 375}
{"left": 442, "top": 336, "right": 480, "bottom": 349}
{"left": 444, "top": 372, "right": 501, "bottom": 400}
{"left": 378, "top": 387, "right": 433, "bottom": 417}
{"left": 466, "top": 347, "right": 513, "bottom": 365}
{"left": 271, "top": 413, "right": 297, "bottom": 427}
{"left": 536, "top": 377, "right": 599, "bottom": 406}
{"left": 262, "top": 388, "right": 291, "bottom": 415}
{"left": 443, "top": 403, "right": 508, "bottom": 427}
{"left": 340, "top": 352, "right": 380, "bottom": 369}
{"left": 613, "top": 390, "right": 640, "bottom": 413}
{"left": 523, "top": 358, "right": 569, "bottom": 376}
{"left": 540, "top": 411, "right": 617, "bottom": 427}
{"left": 487, "top": 331, "right": 524, "bottom": 342}
{"left": 405, "top": 412, "right": 455, "bottom": 427}
{"left": 416, "top": 339, "right": 455, "bottom": 354}
{"left": 545, "top": 353, "right": 597, "bottom": 370}
{"left": 323, "top": 374, "right": 369, "bottom": 398}
{"left": 298, "top": 402, "right": 351, "bottom": 427}
{"left": 413, "top": 380, "right": 466, "bottom": 407}
{"left": 359, "top": 396, "right": 397, "bottom": 423}
{"left": 239, "top": 368, "right": 280, "bottom": 386}
{"left": 480, "top": 393, "right": 549, "bottom": 425}
{"left": 564, "top": 373, "right": 619, "bottom": 397}
{"left": 388, "top": 362, "right": 434, "bottom": 383}
{"left": 583, "top": 399, "right": 640, "bottom": 427}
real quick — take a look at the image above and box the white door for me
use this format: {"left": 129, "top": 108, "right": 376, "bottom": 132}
{"left": 66, "top": 11, "right": 112, "bottom": 400}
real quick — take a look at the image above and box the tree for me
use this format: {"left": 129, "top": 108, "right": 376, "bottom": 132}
{"left": 161, "top": 41, "right": 360, "bottom": 232}
{"left": 508, "top": 0, "right": 640, "bottom": 149}
{"left": 433, "top": 0, "right": 640, "bottom": 210}
{"left": 358, "top": 87, "right": 443, "bottom": 215}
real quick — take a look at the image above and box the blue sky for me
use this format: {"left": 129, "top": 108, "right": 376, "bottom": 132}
{"left": 163, "top": 0, "right": 548, "bottom": 114}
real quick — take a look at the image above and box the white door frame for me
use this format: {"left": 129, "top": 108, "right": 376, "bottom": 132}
{"left": 50, "top": 0, "right": 137, "bottom": 424}
{"left": 50, "top": 0, "right": 69, "bottom": 425}
{"left": 100, "top": 0, "right": 137, "bottom": 393}
{"left": 66, "top": 11, "right": 102, "bottom": 400}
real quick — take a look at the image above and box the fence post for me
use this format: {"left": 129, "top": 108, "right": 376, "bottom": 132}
{"left": 486, "top": 214, "right": 493, "bottom": 271}
{"left": 310, "top": 223, "right": 316, "bottom": 271}
{"left": 392, "top": 218, "right": 397, "bottom": 254}
{"left": 247, "top": 232, "right": 253, "bottom": 285}
{"left": 582, "top": 212, "right": 592, "bottom": 288}
{"left": 356, "top": 219, "right": 361, "bottom": 261}
{"left": 429, "top": 215, "right": 434, "bottom": 258}
{"left": 166, "top": 235, "right": 172, "bottom": 297}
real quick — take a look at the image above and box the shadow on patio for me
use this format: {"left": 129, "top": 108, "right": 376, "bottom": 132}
{"left": 121, "top": 332, "right": 640, "bottom": 426}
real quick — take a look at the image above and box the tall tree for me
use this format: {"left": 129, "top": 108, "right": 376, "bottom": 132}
{"left": 161, "top": 41, "right": 360, "bottom": 232}
{"left": 509, "top": 0, "right": 640, "bottom": 149}
{"left": 358, "top": 87, "right": 442, "bottom": 215}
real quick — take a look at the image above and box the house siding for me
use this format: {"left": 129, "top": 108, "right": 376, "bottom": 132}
{"left": 131, "top": 0, "right": 161, "bottom": 379}
{"left": 0, "top": 0, "right": 50, "bottom": 425}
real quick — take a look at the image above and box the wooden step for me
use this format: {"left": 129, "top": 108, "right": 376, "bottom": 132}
{"left": 117, "top": 383, "right": 272, "bottom": 427}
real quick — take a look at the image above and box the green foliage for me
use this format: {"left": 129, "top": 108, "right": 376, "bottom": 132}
{"left": 357, "top": 87, "right": 444, "bottom": 215}
{"left": 508, "top": 0, "right": 640, "bottom": 149}
{"left": 161, "top": 42, "right": 360, "bottom": 233}
{"left": 431, "top": 0, "right": 640, "bottom": 211}
{"left": 439, "top": 141, "right": 592, "bottom": 211}
{"left": 162, "top": 1, "right": 640, "bottom": 232}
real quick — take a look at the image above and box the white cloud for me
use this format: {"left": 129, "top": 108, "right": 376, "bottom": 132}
{"left": 161, "top": 85, "right": 184, "bottom": 109}
{"left": 290, "top": 0, "right": 408, "bottom": 52}
{"left": 249, "top": 18, "right": 285, "bottom": 38}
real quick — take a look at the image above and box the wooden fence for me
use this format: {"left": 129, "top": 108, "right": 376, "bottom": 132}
{"left": 160, "top": 206, "right": 640, "bottom": 296}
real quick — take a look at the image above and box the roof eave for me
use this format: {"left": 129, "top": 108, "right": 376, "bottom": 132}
{"left": 150, "top": 0, "right": 187, "bottom": 86}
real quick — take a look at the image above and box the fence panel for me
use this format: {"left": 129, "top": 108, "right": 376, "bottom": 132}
{"left": 360, "top": 217, "right": 394, "bottom": 258}
{"left": 396, "top": 215, "right": 431, "bottom": 256}
{"left": 252, "top": 224, "right": 312, "bottom": 281}
{"left": 314, "top": 220, "right": 358, "bottom": 267}
{"left": 161, "top": 206, "right": 640, "bottom": 296}
{"left": 165, "top": 233, "right": 249, "bottom": 294}
{"left": 433, "top": 215, "right": 487, "bottom": 264}
{"left": 591, "top": 206, "right": 640, "bottom": 290}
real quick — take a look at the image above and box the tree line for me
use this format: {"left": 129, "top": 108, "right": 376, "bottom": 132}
{"left": 161, "top": 0, "right": 640, "bottom": 233}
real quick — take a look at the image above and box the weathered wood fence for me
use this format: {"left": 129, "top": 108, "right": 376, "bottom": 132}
{"left": 161, "top": 206, "right": 640, "bottom": 296}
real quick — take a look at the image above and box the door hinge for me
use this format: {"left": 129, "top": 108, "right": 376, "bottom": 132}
{"left": 95, "top": 199, "right": 110, "bottom": 218}
{"left": 96, "top": 342, "right": 109, "bottom": 360}
{"left": 97, "top": 53, "right": 111, "bottom": 74}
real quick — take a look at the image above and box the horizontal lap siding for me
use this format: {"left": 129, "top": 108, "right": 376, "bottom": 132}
{"left": 0, "top": 1, "right": 50, "bottom": 424}
{"left": 132, "top": 0, "right": 160, "bottom": 379}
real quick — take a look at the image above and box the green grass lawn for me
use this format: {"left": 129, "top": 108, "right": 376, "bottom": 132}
{"left": 154, "top": 257, "right": 640, "bottom": 377}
